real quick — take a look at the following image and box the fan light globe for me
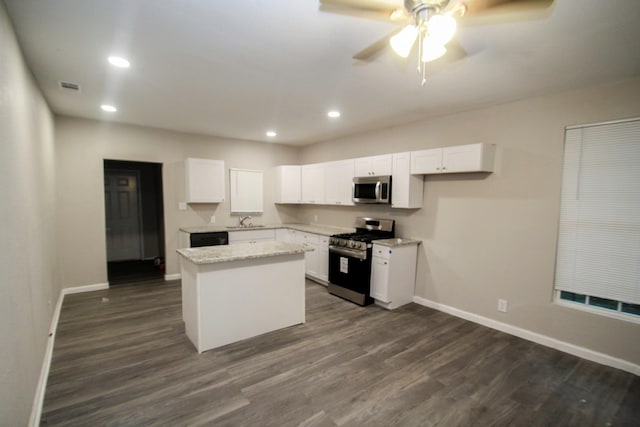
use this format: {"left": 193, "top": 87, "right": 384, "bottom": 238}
{"left": 421, "top": 37, "right": 447, "bottom": 62}
{"left": 390, "top": 25, "right": 419, "bottom": 58}
{"left": 427, "top": 14, "right": 457, "bottom": 45}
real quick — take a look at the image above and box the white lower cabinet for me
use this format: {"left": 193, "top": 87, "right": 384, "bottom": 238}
{"left": 370, "top": 243, "right": 418, "bottom": 310}
{"left": 294, "top": 231, "right": 329, "bottom": 284}
{"left": 228, "top": 229, "right": 276, "bottom": 244}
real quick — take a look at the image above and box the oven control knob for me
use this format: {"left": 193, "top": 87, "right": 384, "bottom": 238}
{"left": 348, "top": 241, "right": 355, "bottom": 248}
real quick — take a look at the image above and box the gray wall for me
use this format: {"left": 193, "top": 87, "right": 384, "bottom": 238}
{"left": 297, "top": 77, "right": 640, "bottom": 366}
{"left": 55, "top": 117, "right": 300, "bottom": 287}
{"left": 0, "top": 3, "right": 59, "bottom": 424}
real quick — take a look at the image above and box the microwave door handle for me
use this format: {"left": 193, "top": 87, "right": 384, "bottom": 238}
{"left": 375, "top": 181, "right": 381, "bottom": 201}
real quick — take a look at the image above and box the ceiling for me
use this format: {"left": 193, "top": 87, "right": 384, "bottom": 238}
{"left": 4, "top": 0, "right": 640, "bottom": 146}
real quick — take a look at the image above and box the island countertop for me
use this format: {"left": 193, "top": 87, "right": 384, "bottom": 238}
{"left": 177, "top": 241, "right": 312, "bottom": 265}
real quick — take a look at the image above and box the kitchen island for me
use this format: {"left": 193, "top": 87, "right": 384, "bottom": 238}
{"left": 177, "top": 241, "right": 310, "bottom": 353}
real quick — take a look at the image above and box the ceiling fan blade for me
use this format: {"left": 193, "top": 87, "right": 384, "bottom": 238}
{"left": 453, "top": 0, "right": 554, "bottom": 24}
{"left": 436, "top": 39, "right": 467, "bottom": 63}
{"left": 319, "top": 0, "right": 403, "bottom": 13}
{"left": 319, "top": 4, "right": 398, "bottom": 22}
{"left": 352, "top": 29, "right": 400, "bottom": 61}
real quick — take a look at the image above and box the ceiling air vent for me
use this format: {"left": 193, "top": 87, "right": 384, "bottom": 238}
{"left": 59, "top": 81, "right": 81, "bottom": 92}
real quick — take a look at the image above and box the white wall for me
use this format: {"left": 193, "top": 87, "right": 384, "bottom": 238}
{"left": 54, "top": 117, "right": 300, "bottom": 288}
{"left": 0, "top": 3, "right": 58, "bottom": 424}
{"left": 298, "top": 77, "right": 640, "bottom": 366}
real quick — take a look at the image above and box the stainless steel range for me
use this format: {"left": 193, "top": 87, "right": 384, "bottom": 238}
{"left": 328, "top": 217, "right": 395, "bottom": 306}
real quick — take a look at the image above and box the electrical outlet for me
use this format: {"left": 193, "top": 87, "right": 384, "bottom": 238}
{"left": 498, "top": 299, "right": 508, "bottom": 313}
{"left": 178, "top": 202, "right": 187, "bottom": 211}
{"left": 210, "top": 215, "right": 216, "bottom": 223}
{"left": 313, "top": 215, "right": 318, "bottom": 222}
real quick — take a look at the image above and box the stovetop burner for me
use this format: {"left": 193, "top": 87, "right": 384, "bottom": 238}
{"left": 330, "top": 218, "right": 395, "bottom": 251}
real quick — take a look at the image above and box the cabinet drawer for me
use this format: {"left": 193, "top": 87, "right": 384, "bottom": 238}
{"left": 228, "top": 229, "right": 276, "bottom": 244}
{"left": 372, "top": 244, "right": 391, "bottom": 260}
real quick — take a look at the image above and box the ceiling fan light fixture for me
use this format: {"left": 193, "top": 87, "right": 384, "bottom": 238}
{"left": 390, "top": 24, "right": 419, "bottom": 58}
{"left": 427, "top": 14, "right": 457, "bottom": 46}
{"left": 421, "top": 38, "right": 446, "bottom": 62}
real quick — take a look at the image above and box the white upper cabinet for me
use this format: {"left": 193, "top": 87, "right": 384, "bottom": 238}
{"left": 411, "top": 143, "right": 495, "bottom": 175}
{"left": 301, "top": 163, "right": 325, "bottom": 204}
{"left": 230, "top": 168, "right": 263, "bottom": 214}
{"left": 273, "top": 165, "right": 301, "bottom": 204}
{"left": 392, "top": 152, "right": 423, "bottom": 209}
{"left": 185, "top": 158, "right": 225, "bottom": 203}
{"left": 410, "top": 148, "right": 443, "bottom": 174}
{"left": 354, "top": 154, "right": 393, "bottom": 177}
{"left": 324, "top": 159, "right": 355, "bottom": 206}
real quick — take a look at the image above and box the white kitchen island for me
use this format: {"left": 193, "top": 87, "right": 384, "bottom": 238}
{"left": 177, "top": 241, "right": 310, "bottom": 353}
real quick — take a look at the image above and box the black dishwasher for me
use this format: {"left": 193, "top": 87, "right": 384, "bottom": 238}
{"left": 190, "top": 231, "right": 229, "bottom": 247}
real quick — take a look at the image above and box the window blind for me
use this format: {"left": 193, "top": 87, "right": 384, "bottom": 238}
{"left": 554, "top": 119, "right": 640, "bottom": 305}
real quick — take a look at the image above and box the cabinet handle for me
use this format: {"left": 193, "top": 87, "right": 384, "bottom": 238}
{"left": 442, "top": 166, "right": 446, "bottom": 171}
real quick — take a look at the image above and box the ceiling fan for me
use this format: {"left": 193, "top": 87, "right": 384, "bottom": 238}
{"left": 320, "top": 0, "right": 555, "bottom": 85}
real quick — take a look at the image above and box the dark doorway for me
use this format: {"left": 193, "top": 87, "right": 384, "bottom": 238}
{"left": 104, "top": 160, "right": 165, "bottom": 285}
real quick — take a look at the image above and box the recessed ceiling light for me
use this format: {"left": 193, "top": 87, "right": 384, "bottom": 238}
{"left": 101, "top": 104, "right": 117, "bottom": 112}
{"left": 108, "top": 56, "right": 130, "bottom": 68}
{"left": 328, "top": 111, "right": 341, "bottom": 118}
{"left": 266, "top": 131, "right": 277, "bottom": 137}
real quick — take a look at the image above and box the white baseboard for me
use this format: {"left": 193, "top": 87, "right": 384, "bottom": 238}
{"left": 63, "top": 282, "right": 109, "bottom": 295}
{"left": 29, "top": 282, "right": 109, "bottom": 426}
{"left": 413, "top": 296, "right": 640, "bottom": 376}
{"left": 164, "top": 273, "right": 181, "bottom": 281}
{"left": 28, "top": 289, "right": 64, "bottom": 427}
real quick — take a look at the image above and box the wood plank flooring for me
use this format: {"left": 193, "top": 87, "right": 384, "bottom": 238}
{"left": 42, "top": 279, "right": 639, "bottom": 426}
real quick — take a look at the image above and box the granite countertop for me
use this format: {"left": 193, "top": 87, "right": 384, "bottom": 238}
{"left": 372, "top": 238, "right": 422, "bottom": 247}
{"left": 179, "top": 223, "right": 354, "bottom": 237}
{"left": 176, "top": 241, "right": 312, "bottom": 265}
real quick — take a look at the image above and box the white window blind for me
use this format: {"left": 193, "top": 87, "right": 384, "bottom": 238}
{"left": 554, "top": 119, "right": 640, "bottom": 305}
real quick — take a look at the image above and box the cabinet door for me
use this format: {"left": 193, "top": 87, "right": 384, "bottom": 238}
{"left": 230, "top": 169, "right": 263, "bottom": 214}
{"left": 301, "top": 164, "right": 325, "bottom": 204}
{"left": 325, "top": 160, "right": 354, "bottom": 205}
{"left": 371, "top": 257, "right": 391, "bottom": 302}
{"left": 185, "top": 158, "right": 225, "bottom": 203}
{"left": 392, "top": 152, "right": 423, "bottom": 209}
{"left": 295, "top": 232, "right": 313, "bottom": 274}
{"left": 354, "top": 157, "right": 373, "bottom": 177}
{"left": 410, "top": 149, "right": 443, "bottom": 174}
{"left": 371, "top": 155, "right": 393, "bottom": 176}
{"left": 274, "top": 166, "right": 301, "bottom": 203}
{"left": 442, "top": 143, "right": 494, "bottom": 173}
{"left": 316, "top": 236, "right": 329, "bottom": 282}
{"left": 355, "top": 155, "right": 393, "bottom": 177}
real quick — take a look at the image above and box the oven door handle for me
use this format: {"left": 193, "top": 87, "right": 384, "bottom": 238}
{"left": 329, "top": 245, "right": 367, "bottom": 260}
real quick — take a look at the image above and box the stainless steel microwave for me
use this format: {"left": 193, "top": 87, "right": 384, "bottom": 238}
{"left": 352, "top": 175, "right": 391, "bottom": 204}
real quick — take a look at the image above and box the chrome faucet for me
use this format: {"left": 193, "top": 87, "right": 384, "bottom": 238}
{"left": 239, "top": 216, "right": 252, "bottom": 227}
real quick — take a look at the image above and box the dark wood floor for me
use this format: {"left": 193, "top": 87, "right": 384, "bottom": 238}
{"left": 42, "top": 279, "right": 639, "bottom": 426}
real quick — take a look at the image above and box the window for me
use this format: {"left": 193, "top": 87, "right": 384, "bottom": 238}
{"left": 554, "top": 118, "right": 640, "bottom": 321}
